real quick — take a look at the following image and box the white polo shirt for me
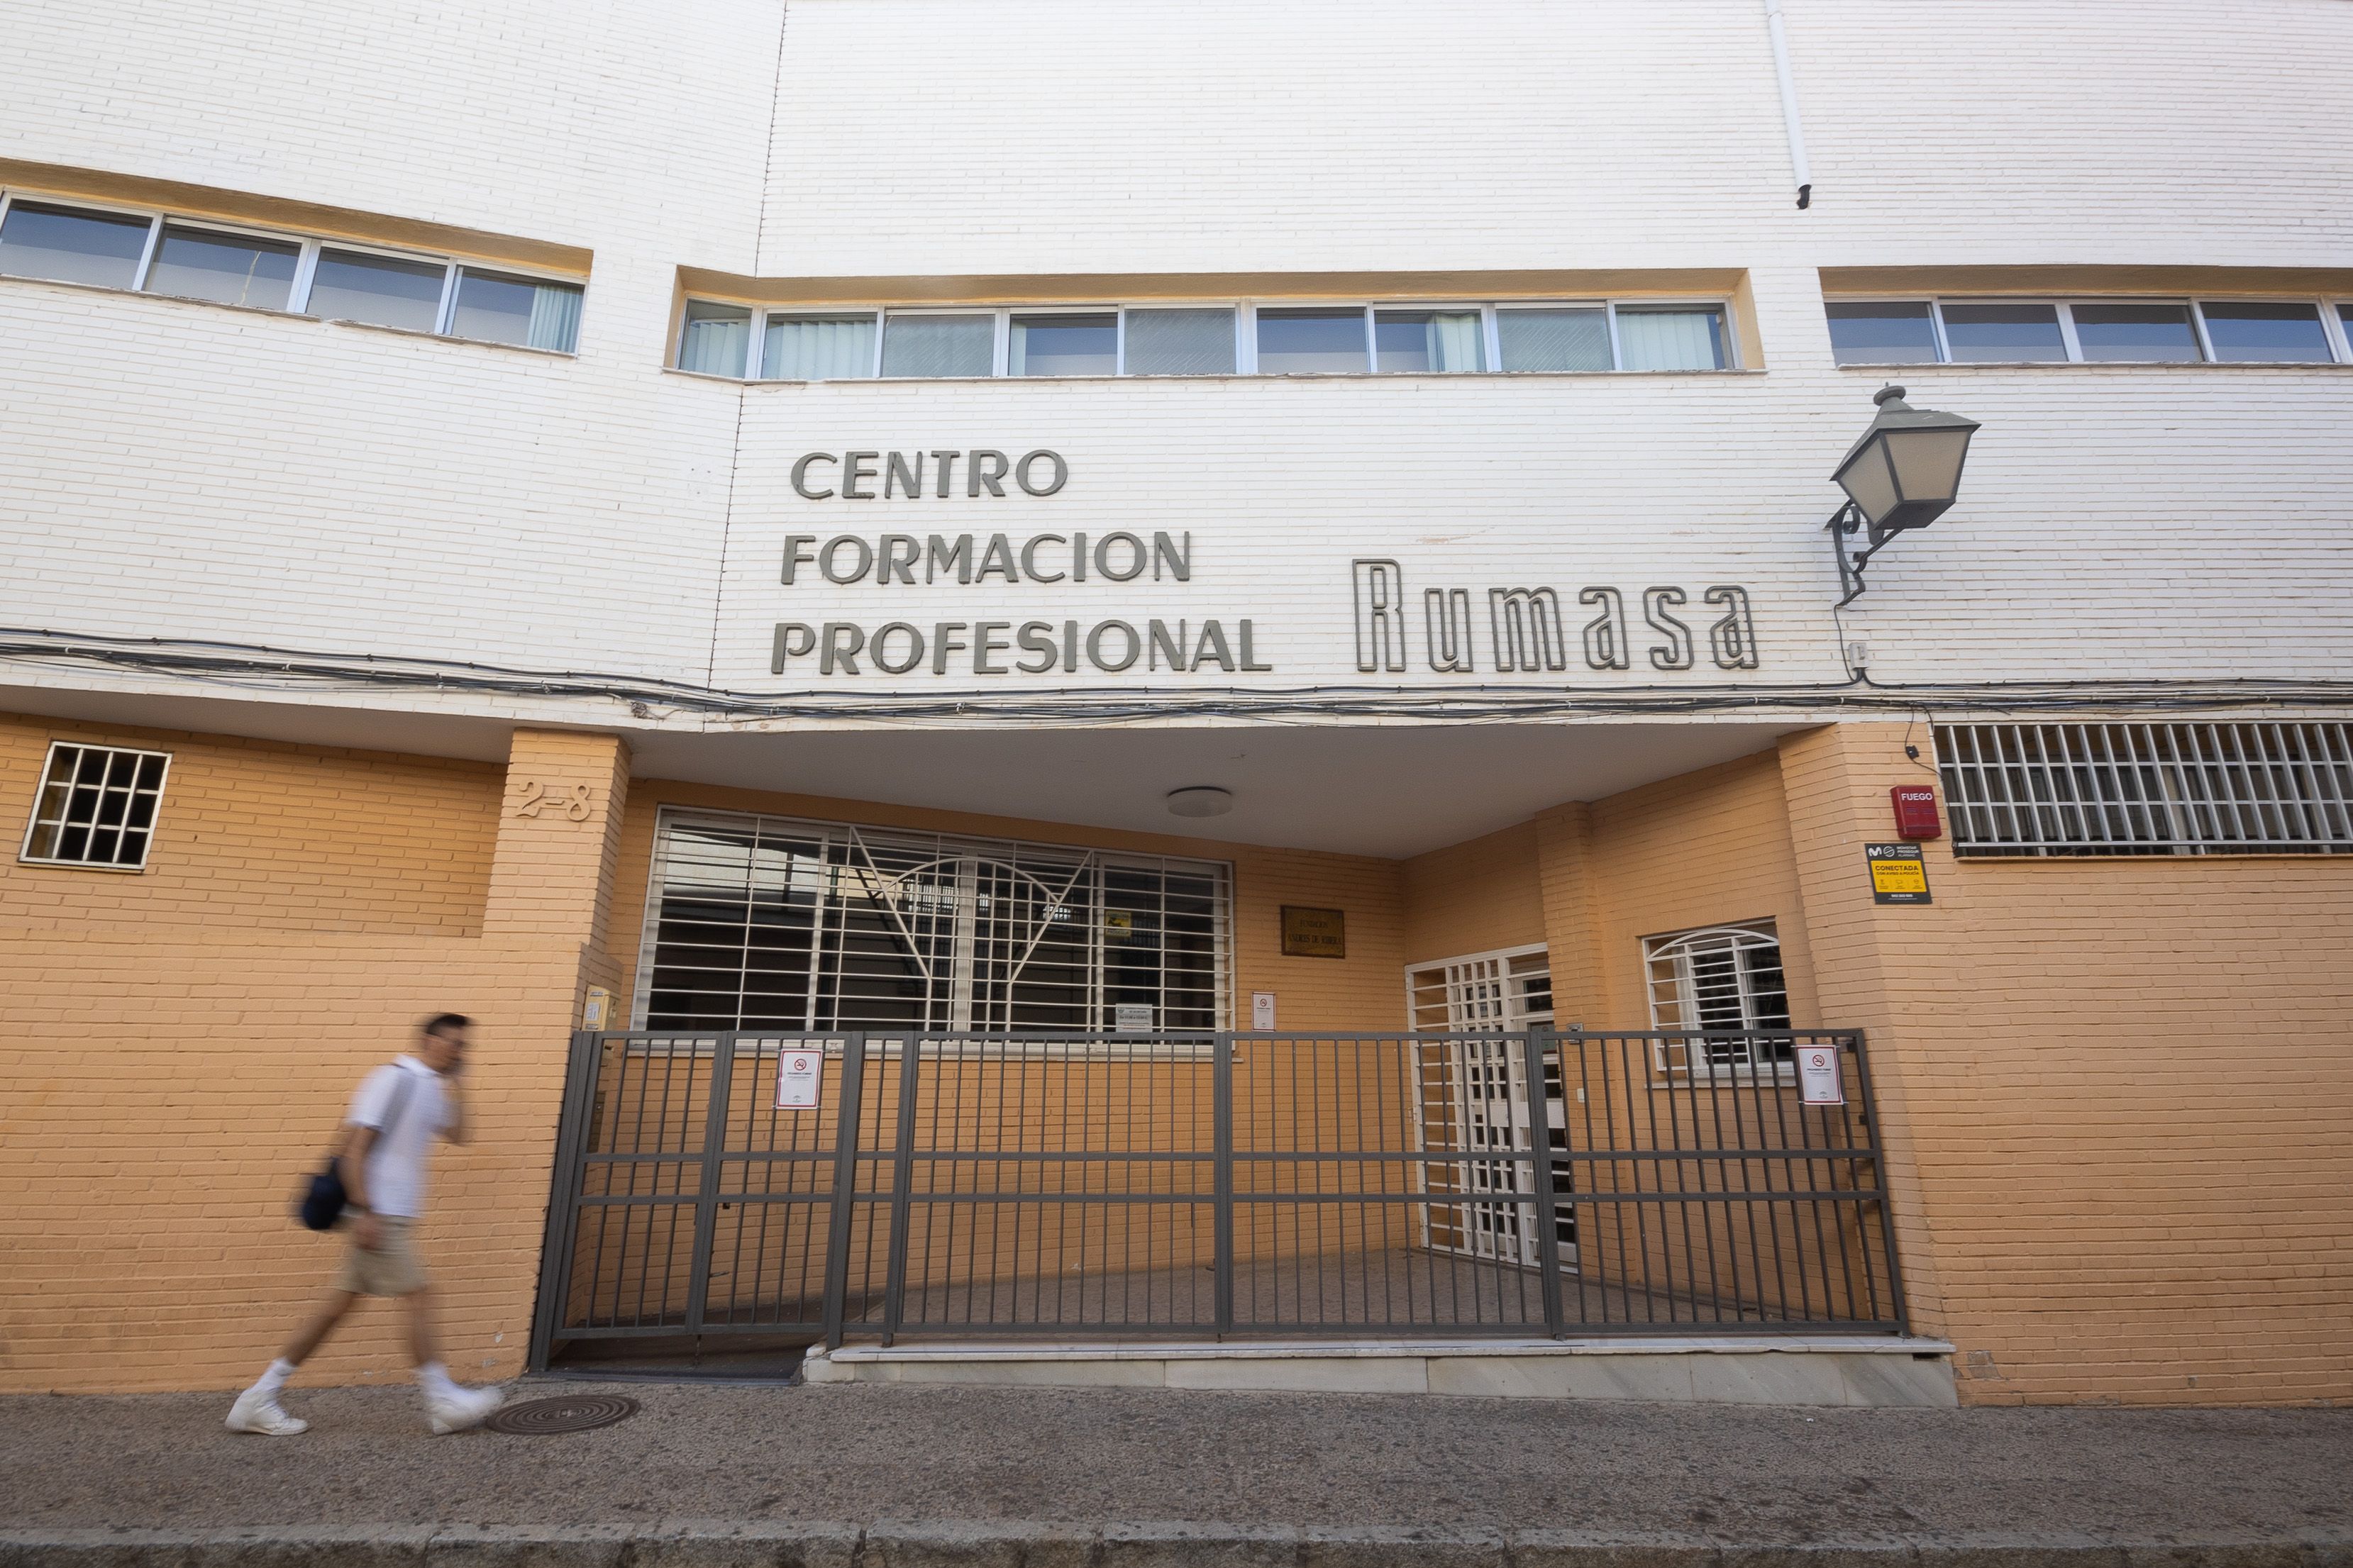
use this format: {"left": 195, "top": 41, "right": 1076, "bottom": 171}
{"left": 345, "top": 1057, "right": 450, "bottom": 1219}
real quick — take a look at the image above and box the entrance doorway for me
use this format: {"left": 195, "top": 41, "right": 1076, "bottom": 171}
{"left": 1404, "top": 945, "right": 1578, "bottom": 1269}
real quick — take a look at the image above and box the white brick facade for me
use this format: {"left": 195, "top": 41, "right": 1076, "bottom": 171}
{"left": 1, "top": 0, "right": 2349, "bottom": 723}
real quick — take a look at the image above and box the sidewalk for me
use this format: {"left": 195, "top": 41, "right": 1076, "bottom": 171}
{"left": 2, "top": 1379, "right": 2347, "bottom": 1566}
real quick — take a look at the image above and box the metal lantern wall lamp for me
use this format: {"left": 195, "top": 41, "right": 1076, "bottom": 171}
{"left": 1827, "top": 384, "right": 1981, "bottom": 606}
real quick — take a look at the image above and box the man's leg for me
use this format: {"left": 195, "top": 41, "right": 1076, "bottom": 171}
{"left": 282, "top": 1289, "right": 360, "bottom": 1365}
{"left": 227, "top": 1289, "right": 357, "bottom": 1435}
{"left": 403, "top": 1279, "right": 504, "bottom": 1433}
{"left": 401, "top": 1284, "right": 440, "bottom": 1371}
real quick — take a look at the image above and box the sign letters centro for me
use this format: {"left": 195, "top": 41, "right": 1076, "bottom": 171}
{"left": 768, "top": 448, "right": 1770, "bottom": 681}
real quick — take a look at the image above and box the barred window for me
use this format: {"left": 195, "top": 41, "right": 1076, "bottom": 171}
{"left": 1936, "top": 723, "right": 2353, "bottom": 858}
{"left": 634, "top": 807, "right": 1231, "bottom": 1033}
{"left": 1642, "top": 922, "right": 1793, "bottom": 1076}
{"left": 20, "top": 742, "right": 170, "bottom": 870}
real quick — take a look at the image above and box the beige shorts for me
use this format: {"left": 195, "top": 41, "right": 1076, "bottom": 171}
{"left": 335, "top": 1217, "right": 426, "bottom": 1297}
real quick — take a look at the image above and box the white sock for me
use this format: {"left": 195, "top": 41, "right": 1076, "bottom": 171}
{"left": 253, "top": 1358, "right": 295, "bottom": 1397}
{"left": 416, "top": 1360, "right": 458, "bottom": 1398}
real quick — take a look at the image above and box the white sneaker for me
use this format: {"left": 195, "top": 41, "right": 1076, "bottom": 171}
{"left": 225, "top": 1386, "right": 310, "bottom": 1436}
{"left": 423, "top": 1382, "right": 504, "bottom": 1435}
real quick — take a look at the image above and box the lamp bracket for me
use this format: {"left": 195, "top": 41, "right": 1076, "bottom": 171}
{"left": 1825, "top": 501, "right": 1895, "bottom": 608}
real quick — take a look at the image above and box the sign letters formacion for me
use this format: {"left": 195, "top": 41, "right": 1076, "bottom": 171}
{"left": 766, "top": 448, "right": 1772, "bottom": 681}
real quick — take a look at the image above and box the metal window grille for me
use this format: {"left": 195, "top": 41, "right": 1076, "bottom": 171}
{"left": 1935, "top": 722, "right": 2353, "bottom": 858}
{"left": 18, "top": 742, "right": 170, "bottom": 870}
{"left": 1403, "top": 947, "right": 1573, "bottom": 1270}
{"left": 1641, "top": 923, "right": 1793, "bottom": 1075}
{"left": 635, "top": 807, "right": 1233, "bottom": 1033}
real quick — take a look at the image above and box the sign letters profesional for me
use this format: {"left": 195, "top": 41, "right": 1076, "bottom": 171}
{"left": 765, "top": 447, "right": 1777, "bottom": 682}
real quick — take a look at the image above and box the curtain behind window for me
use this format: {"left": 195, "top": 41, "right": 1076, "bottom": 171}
{"left": 1615, "top": 307, "right": 1727, "bottom": 370}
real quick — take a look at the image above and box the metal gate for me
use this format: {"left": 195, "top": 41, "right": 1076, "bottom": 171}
{"left": 528, "top": 1028, "right": 1906, "bottom": 1367}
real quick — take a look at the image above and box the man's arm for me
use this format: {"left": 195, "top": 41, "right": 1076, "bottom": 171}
{"left": 441, "top": 1074, "right": 467, "bottom": 1146}
{"left": 338, "top": 1123, "right": 382, "bottom": 1250}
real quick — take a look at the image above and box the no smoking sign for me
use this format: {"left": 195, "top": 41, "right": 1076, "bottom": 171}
{"left": 776, "top": 1049, "right": 821, "bottom": 1111}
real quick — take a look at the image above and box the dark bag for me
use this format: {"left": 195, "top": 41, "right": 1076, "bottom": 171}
{"left": 295, "top": 1069, "right": 417, "bottom": 1230}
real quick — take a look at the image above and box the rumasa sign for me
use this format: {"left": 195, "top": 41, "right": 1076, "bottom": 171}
{"left": 767, "top": 448, "right": 1766, "bottom": 679}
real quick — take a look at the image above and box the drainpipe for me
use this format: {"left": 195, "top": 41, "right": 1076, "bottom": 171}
{"left": 1763, "top": 0, "right": 1813, "bottom": 208}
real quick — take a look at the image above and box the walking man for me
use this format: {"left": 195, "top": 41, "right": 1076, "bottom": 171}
{"left": 227, "top": 1013, "right": 506, "bottom": 1436}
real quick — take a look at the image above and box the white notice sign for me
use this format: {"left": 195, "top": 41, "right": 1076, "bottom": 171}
{"left": 776, "top": 1048, "right": 821, "bottom": 1111}
{"left": 1114, "top": 1003, "right": 1155, "bottom": 1033}
{"left": 1797, "top": 1044, "right": 1844, "bottom": 1106}
{"left": 1251, "top": 991, "right": 1276, "bottom": 1030}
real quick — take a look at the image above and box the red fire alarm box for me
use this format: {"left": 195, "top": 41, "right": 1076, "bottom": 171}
{"left": 1890, "top": 784, "right": 1942, "bottom": 840}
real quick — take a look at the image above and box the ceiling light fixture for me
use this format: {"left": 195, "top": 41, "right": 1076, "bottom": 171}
{"left": 1166, "top": 786, "right": 1234, "bottom": 818}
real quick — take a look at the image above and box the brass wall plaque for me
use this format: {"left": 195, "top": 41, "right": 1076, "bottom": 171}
{"left": 1280, "top": 905, "right": 1346, "bottom": 959}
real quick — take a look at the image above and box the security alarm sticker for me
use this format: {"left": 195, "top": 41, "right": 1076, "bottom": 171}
{"left": 776, "top": 1049, "right": 821, "bottom": 1111}
{"left": 1866, "top": 842, "right": 1932, "bottom": 905}
{"left": 1798, "top": 1043, "right": 1844, "bottom": 1106}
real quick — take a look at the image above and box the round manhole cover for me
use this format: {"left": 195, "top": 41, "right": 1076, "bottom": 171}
{"left": 485, "top": 1394, "right": 641, "bottom": 1435}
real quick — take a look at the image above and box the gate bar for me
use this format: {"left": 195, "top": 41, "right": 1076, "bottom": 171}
{"left": 680, "top": 1028, "right": 741, "bottom": 1335}
{"left": 526, "top": 1029, "right": 605, "bottom": 1371}
{"left": 820, "top": 1034, "right": 868, "bottom": 1349}
{"left": 1522, "top": 1030, "right": 1568, "bottom": 1338}
{"left": 1213, "top": 1030, "right": 1234, "bottom": 1336}
{"left": 880, "top": 1036, "right": 920, "bottom": 1345}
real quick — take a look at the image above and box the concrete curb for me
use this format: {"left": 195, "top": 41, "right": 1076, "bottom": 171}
{"left": 1, "top": 1523, "right": 2347, "bottom": 1568}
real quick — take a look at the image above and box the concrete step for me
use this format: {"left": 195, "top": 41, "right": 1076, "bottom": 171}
{"left": 802, "top": 1335, "right": 1960, "bottom": 1406}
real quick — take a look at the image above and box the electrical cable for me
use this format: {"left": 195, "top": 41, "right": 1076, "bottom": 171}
{"left": 4, "top": 625, "right": 2352, "bottom": 725}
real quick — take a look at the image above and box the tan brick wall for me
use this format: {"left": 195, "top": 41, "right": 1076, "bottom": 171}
{"left": 600, "top": 779, "right": 1409, "bottom": 1035}
{"left": 0, "top": 722, "right": 622, "bottom": 1395}
{"left": 1775, "top": 722, "right": 2353, "bottom": 1408}
{"left": 1400, "top": 820, "right": 1545, "bottom": 967}
{"left": 0, "top": 713, "right": 501, "bottom": 937}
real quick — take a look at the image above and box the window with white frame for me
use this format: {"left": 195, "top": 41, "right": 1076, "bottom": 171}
{"left": 19, "top": 742, "right": 171, "bottom": 871}
{"left": 1641, "top": 922, "right": 1794, "bottom": 1074}
{"left": 636, "top": 808, "right": 1232, "bottom": 1033}
{"left": 0, "top": 194, "right": 584, "bottom": 352}
{"left": 1826, "top": 296, "right": 2350, "bottom": 367}
{"left": 675, "top": 297, "right": 1737, "bottom": 379}
{"left": 1935, "top": 722, "right": 2353, "bottom": 858}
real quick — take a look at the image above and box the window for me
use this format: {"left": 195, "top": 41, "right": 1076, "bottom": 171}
{"left": 764, "top": 313, "right": 877, "bottom": 380}
{"left": 1009, "top": 312, "right": 1117, "bottom": 376}
{"left": 1495, "top": 306, "right": 1612, "bottom": 372}
{"left": 1827, "top": 295, "right": 2350, "bottom": 367}
{"left": 881, "top": 312, "right": 995, "bottom": 377}
{"left": 1940, "top": 301, "right": 2068, "bottom": 362}
{"left": 448, "top": 267, "right": 584, "bottom": 351}
{"left": 0, "top": 194, "right": 584, "bottom": 352}
{"left": 2070, "top": 302, "right": 2200, "bottom": 363}
{"left": 2198, "top": 301, "right": 2334, "bottom": 363}
{"left": 1373, "top": 308, "right": 1484, "bottom": 373}
{"left": 306, "top": 248, "right": 447, "bottom": 333}
{"left": 144, "top": 224, "right": 299, "bottom": 311}
{"left": 1612, "top": 305, "right": 1729, "bottom": 371}
{"left": 20, "top": 742, "right": 170, "bottom": 871}
{"left": 680, "top": 296, "right": 1740, "bottom": 379}
{"left": 0, "top": 201, "right": 153, "bottom": 288}
{"left": 1123, "top": 308, "right": 1236, "bottom": 374}
{"left": 1935, "top": 723, "right": 2353, "bottom": 858}
{"left": 635, "top": 808, "right": 1231, "bottom": 1033}
{"left": 1824, "top": 301, "right": 1939, "bottom": 365}
{"left": 1642, "top": 923, "right": 1793, "bottom": 1076}
{"left": 1255, "top": 306, "right": 1370, "bottom": 373}
{"left": 677, "top": 301, "right": 752, "bottom": 377}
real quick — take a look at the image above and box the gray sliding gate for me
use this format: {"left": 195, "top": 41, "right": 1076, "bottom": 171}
{"left": 528, "top": 1029, "right": 1906, "bottom": 1367}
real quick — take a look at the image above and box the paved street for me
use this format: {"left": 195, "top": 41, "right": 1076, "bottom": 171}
{"left": 2, "top": 1378, "right": 2347, "bottom": 1545}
